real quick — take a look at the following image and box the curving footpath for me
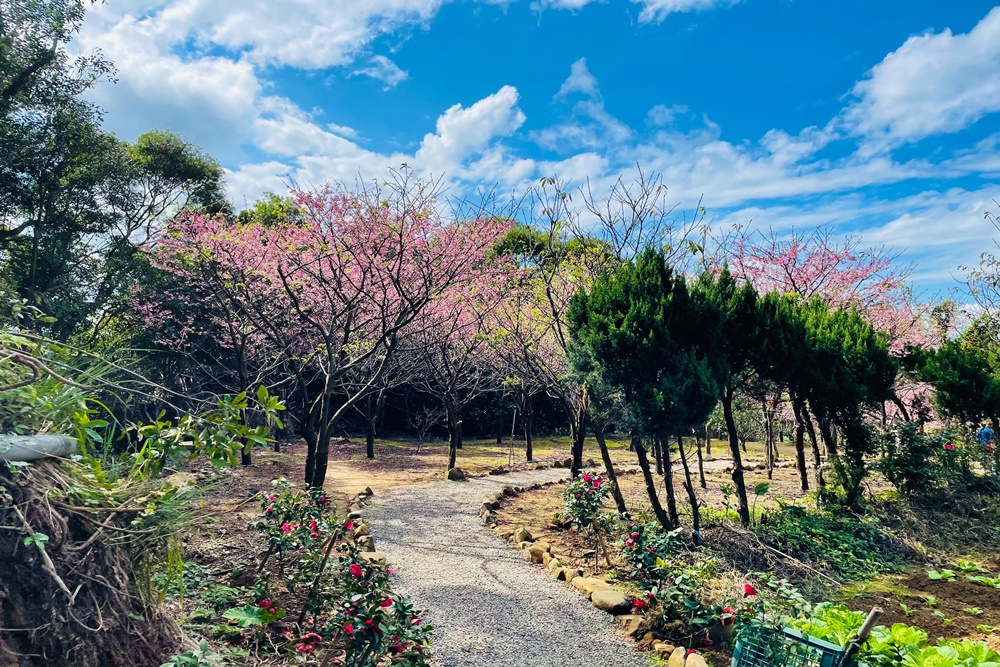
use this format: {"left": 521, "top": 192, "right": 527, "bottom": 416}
{"left": 365, "top": 468, "right": 650, "bottom": 667}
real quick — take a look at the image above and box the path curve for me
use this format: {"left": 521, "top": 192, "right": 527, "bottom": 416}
{"left": 365, "top": 469, "right": 650, "bottom": 667}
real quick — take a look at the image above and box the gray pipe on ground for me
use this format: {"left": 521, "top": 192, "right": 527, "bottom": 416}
{"left": 0, "top": 434, "right": 77, "bottom": 462}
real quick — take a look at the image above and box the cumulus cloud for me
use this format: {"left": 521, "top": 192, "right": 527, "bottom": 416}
{"left": 843, "top": 7, "right": 1000, "bottom": 152}
{"left": 415, "top": 85, "right": 527, "bottom": 175}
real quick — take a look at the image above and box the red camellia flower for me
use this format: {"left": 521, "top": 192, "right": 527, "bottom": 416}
{"left": 381, "top": 599, "right": 394, "bottom": 608}
{"left": 624, "top": 539, "right": 633, "bottom": 547}
{"left": 259, "top": 599, "right": 272, "bottom": 608}
{"left": 365, "top": 619, "right": 374, "bottom": 627}
{"left": 295, "top": 642, "right": 316, "bottom": 654}
{"left": 344, "top": 624, "right": 354, "bottom": 635}
{"left": 281, "top": 523, "right": 294, "bottom": 532}
{"left": 265, "top": 505, "right": 274, "bottom": 514}
{"left": 583, "top": 473, "right": 593, "bottom": 483}
{"left": 721, "top": 607, "right": 736, "bottom": 626}
{"left": 350, "top": 563, "right": 363, "bottom": 578}
{"left": 268, "top": 493, "right": 276, "bottom": 501}
{"left": 687, "top": 649, "right": 698, "bottom": 655}
{"left": 630, "top": 532, "right": 639, "bottom": 539}
{"left": 744, "top": 583, "right": 758, "bottom": 596}
{"left": 944, "top": 443, "right": 955, "bottom": 451}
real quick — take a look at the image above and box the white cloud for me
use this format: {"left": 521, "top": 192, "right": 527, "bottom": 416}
{"left": 351, "top": 55, "right": 410, "bottom": 88}
{"left": 531, "top": 0, "right": 603, "bottom": 10}
{"left": 646, "top": 104, "right": 688, "bottom": 126}
{"left": 633, "top": 0, "right": 741, "bottom": 23}
{"left": 555, "top": 58, "right": 600, "bottom": 100}
{"left": 843, "top": 7, "right": 1000, "bottom": 152}
{"left": 415, "top": 85, "right": 527, "bottom": 175}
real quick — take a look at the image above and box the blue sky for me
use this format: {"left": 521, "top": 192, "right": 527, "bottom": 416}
{"left": 75, "top": 0, "right": 1000, "bottom": 297}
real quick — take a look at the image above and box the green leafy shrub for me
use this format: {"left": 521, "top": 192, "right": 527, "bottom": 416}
{"left": 790, "top": 603, "right": 1000, "bottom": 667}
{"left": 755, "top": 503, "right": 903, "bottom": 580}
{"left": 160, "top": 639, "right": 220, "bottom": 667}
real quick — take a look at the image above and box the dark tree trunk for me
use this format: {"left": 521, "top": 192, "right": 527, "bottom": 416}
{"left": 653, "top": 435, "right": 664, "bottom": 475}
{"left": 300, "top": 411, "right": 319, "bottom": 486}
{"left": 570, "top": 388, "right": 587, "bottom": 478}
{"left": 594, "top": 426, "right": 627, "bottom": 514}
{"left": 634, "top": 436, "right": 675, "bottom": 531}
{"left": 695, "top": 433, "right": 707, "bottom": 489}
{"left": 447, "top": 402, "right": 463, "bottom": 470}
{"left": 803, "top": 403, "right": 823, "bottom": 486}
{"left": 722, "top": 386, "right": 752, "bottom": 527}
{"left": 659, "top": 438, "right": 679, "bottom": 526}
{"left": 762, "top": 399, "right": 774, "bottom": 480}
{"left": 523, "top": 392, "right": 534, "bottom": 463}
{"left": 676, "top": 435, "right": 700, "bottom": 533}
{"left": 365, "top": 394, "right": 376, "bottom": 460}
{"left": 792, "top": 395, "right": 809, "bottom": 492}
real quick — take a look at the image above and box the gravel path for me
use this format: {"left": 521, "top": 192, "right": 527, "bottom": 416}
{"left": 365, "top": 469, "right": 651, "bottom": 667}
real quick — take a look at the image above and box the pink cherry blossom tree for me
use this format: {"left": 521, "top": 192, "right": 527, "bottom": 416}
{"left": 149, "top": 170, "right": 509, "bottom": 487}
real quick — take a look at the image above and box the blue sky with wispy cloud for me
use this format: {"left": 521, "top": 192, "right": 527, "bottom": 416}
{"left": 75, "top": 0, "right": 1000, "bottom": 296}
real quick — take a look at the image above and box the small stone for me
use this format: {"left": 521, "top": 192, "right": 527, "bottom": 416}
{"left": 447, "top": 467, "right": 466, "bottom": 481}
{"left": 514, "top": 486, "right": 524, "bottom": 493}
{"left": 358, "top": 552, "right": 387, "bottom": 566}
{"left": 587, "top": 458, "right": 597, "bottom": 467}
{"left": 668, "top": 647, "right": 687, "bottom": 667}
{"left": 686, "top": 654, "right": 709, "bottom": 667}
{"left": 493, "top": 526, "right": 515, "bottom": 539}
{"left": 571, "top": 577, "right": 613, "bottom": 599}
{"left": 526, "top": 542, "right": 550, "bottom": 563}
{"left": 558, "top": 567, "right": 582, "bottom": 583}
{"left": 518, "top": 540, "right": 532, "bottom": 550}
{"left": 353, "top": 524, "right": 370, "bottom": 538}
{"left": 616, "top": 615, "right": 644, "bottom": 637}
{"left": 356, "top": 535, "right": 375, "bottom": 551}
{"left": 489, "top": 467, "right": 506, "bottom": 475}
{"left": 501, "top": 485, "right": 516, "bottom": 497}
{"left": 581, "top": 549, "right": 596, "bottom": 558}
{"left": 546, "top": 558, "right": 562, "bottom": 573}
{"left": 653, "top": 642, "right": 677, "bottom": 659}
{"left": 364, "top": 486, "right": 374, "bottom": 496}
{"left": 348, "top": 510, "right": 363, "bottom": 520}
{"left": 553, "top": 460, "right": 563, "bottom": 468}
{"left": 482, "top": 497, "right": 500, "bottom": 511}
{"left": 563, "top": 457, "right": 573, "bottom": 468}
{"left": 512, "top": 527, "right": 533, "bottom": 543}
{"left": 591, "top": 590, "right": 631, "bottom": 614}
{"left": 481, "top": 511, "right": 494, "bottom": 524}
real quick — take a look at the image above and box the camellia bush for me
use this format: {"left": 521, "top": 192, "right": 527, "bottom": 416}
{"left": 564, "top": 472, "right": 615, "bottom": 567}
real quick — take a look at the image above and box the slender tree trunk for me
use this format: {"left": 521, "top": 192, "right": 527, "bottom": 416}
{"left": 595, "top": 425, "right": 627, "bottom": 515}
{"left": 723, "top": 385, "right": 752, "bottom": 527}
{"left": 300, "top": 410, "right": 319, "bottom": 486}
{"left": 523, "top": 392, "right": 534, "bottom": 463}
{"left": 705, "top": 425, "right": 712, "bottom": 457}
{"left": 634, "top": 435, "right": 675, "bottom": 531}
{"left": 660, "top": 438, "right": 679, "bottom": 526}
{"left": 653, "top": 435, "right": 663, "bottom": 475}
{"left": 446, "top": 401, "right": 463, "bottom": 470}
{"left": 803, "top": 404, "right": 823, "bottom": 486}
{"left": 791, "top": 399, "right": 809, "bottom": 491}
{"left": 677, "top": 435, "right": 700, "bottom": 532}
{"left": 762, "top": 399, "right": 774, "bottom": 480}
{"left": 696, "top": 432, "right": 707, "bottom": 489}
{"left": 365, "top": 394, "right": 376, "bottom": 460}
{"left": 570, "top": 387, "right": 588, "bottom": 478}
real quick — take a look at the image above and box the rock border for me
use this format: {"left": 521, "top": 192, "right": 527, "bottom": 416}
{"left": 478, "top": 463, "right": 652, "bottom": 645}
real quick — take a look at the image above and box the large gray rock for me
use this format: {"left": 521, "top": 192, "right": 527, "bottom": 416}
{"left": 591, "top": 590, "right": 631, "bottom": 614}
{"left": 571, "top": 577, "right": 613, "bottom": 599}
{"left": 447, "top": 467, "right": 466, "bottom": 481}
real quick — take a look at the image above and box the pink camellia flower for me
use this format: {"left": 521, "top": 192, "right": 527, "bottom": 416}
{"left": 268, "top": 494, "right": 276, "bottom": 501}
{"left": 387, "top": 567, "right": 394, "bottom": 574}
{"left": 744, "top": 583, "right": 758, "bottom": 596}
{"left": 381, "top": 599, "right": 394, "bottom": 608}
{"left": 345, "top": 520, "right": 354, "bottom": 531}
{"left": 625, "top": 539, "right": 634, "bottom": 547}
{"left": 583, "top": 472, "right": 593, "bottom": 483}
{"left": 944, "top": 443, "right": 955, "bottom": 451}
{"left": 265, "top": 505, "right": 274, "bottom": 515}
{"left": 344, "top": 623, "right": 354, "bottom": 635}
{"left": 350, "top": 563, "right": 364, "bottom": 578}
{"left": 295, "top": 642, "right": 316, "bottom": 654}
{"left": 281, "top": 523, "right": 295, "bottom": 532}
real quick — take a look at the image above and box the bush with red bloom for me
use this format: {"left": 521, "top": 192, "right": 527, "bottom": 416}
{"left": 743, "top": 584, "right": 757, "bottom": 596}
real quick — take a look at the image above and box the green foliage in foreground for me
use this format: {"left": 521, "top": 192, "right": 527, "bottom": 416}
{"left": 791, "top": 604, "right": 1000, "bottom": 667}
{"left": 755, "top": 504, "right": 904, "bottom": 580}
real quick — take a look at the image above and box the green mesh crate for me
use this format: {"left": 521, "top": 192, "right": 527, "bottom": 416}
{"left": 732, "top": 625, "right": 854, "bottom": 667}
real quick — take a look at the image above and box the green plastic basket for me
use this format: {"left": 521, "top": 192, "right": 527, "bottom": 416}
{"left": 732, "top": 625, "right": 855, "bottom": 667}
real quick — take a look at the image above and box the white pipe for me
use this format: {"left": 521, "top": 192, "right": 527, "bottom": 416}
{"left": 0, "top": 435, "right": 77, "bottom": 462}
